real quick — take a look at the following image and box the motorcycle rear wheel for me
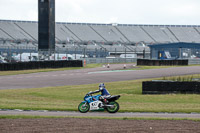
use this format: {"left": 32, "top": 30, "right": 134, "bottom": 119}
{"left": 106, "top": 101, "right": 119, "bottom": 113}
{"left": 78, "top": 102, "right": 90, "bottom": 113}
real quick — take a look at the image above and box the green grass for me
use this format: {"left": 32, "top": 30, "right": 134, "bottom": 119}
{"left": 0, "top": 115, "right": 61, "bottom": 119}
{"left": 0, "top": 75, "right": 200, "bottom": 113}
{"left": 0, "top": 115, "right": 200, "bottom": 121}
{"left": 0, "top": 63, "right": 102, "bottom": 76}
{"left": 131, "top": 65, "right": 178, "bottom": 70}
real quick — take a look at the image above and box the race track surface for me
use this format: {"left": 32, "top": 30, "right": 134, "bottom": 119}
{"left": 1, "top": 110, "right": 200, "bottom": 119}
{"left": 0, "top": 64, "right": 200, "bottom": 89}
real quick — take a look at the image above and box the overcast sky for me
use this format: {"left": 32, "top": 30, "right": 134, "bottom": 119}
{"left": 0, "top": 0, "right": 200, "bottom": 25}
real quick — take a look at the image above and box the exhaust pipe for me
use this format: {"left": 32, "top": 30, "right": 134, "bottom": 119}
{"left": 102, "top": 105, "right": 115, "bottom": 108}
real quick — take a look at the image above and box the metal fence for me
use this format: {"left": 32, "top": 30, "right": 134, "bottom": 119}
{"left": 0, "top": 46, "right": 150, "bottom": 63}
{"left": 0, "top": 48, "right": 108, "bottom": 63}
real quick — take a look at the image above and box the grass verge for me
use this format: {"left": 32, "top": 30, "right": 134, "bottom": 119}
{"left": 0, "top": 74, "right": 200, "bottom": 113}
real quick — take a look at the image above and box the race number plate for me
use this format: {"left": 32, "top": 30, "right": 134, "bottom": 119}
{"left": 89, "top": 101, "right": 102, "bottom": 110}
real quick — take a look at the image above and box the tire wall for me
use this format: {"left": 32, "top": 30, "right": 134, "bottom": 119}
{"left": 0, "top": 60, "right": 83, "bottom": 71}
{"left": 142, "top": 81, "right": 200, "bottom": 94}
{"left": 137, "top": 59, "right": 188, "bottom": 66}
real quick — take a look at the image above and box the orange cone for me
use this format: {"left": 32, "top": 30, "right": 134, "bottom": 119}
{"left": 84, "top": 59, "right": 86, "bottom": 67}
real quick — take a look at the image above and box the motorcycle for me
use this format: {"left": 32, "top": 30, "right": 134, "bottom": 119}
{"left": 78, "top": 92, "right": 120, "bottom": 113}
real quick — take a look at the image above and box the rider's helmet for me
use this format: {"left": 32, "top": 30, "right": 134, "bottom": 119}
{"left": 99, "top": 83, "right": 105, "bottom": 91}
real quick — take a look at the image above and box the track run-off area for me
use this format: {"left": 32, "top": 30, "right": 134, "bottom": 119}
{"left": 0, "top": 64, "right": 200, "bottom": 90}
{"left": 0, "top": 64, "right": 200, "bottom": 119}
{"left": 1, "top": 64, "right": 200, "bottom": 132}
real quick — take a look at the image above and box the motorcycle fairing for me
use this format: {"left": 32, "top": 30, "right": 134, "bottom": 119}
{"left": 89, "top": 100, "right": 103, "bottom": 111}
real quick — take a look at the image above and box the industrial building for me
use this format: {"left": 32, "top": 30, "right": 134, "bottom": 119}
{"left": 149, "top": 42, "right": 200, "bottom": 59}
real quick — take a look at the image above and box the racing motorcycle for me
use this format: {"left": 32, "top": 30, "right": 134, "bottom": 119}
{"left": 78, "top": 92, "right": 120, "bottom": 113}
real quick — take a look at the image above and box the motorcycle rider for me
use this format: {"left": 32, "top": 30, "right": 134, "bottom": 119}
{"left": 88, "top": 83, "right": 110, "bottom": 103}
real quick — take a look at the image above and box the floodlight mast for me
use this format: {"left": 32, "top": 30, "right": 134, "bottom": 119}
{"left": 38, "top": 0, "right": 55, "bottom": 60}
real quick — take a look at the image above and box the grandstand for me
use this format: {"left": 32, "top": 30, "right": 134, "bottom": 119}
{"left": 1, "top": 20, "right": 200, "bottom": 58}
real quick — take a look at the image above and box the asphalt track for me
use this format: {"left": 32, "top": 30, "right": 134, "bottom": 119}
{"left": 1, "top": 110, "right": 200, "bottom": 119}
{"left": 0, "top": 64, "right": 200, "bottom": 90}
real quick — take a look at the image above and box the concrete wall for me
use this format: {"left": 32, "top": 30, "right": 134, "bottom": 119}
{"left": 80, "top": 58, "right": 137, "bottom": 64}
{"left": 80, "top": 58, "right": 200, "bottom": 65}
{"left": 189, "top": 59, "right": 200, "bottom": 65}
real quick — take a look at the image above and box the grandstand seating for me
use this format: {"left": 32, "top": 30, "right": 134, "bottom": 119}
{"left": 65, "top": 23, "right": 104, "bottom": 42}
{"left": 56, "top": 23, "right": 80, "bottom": 43}
{"left": 142, "top": 26, "right": 172, "bottom": 43}
{"left": 1, "top": 20, "right": 200, "bottom": 56}
{"left": 168, "top": 27, "right": 200, "bottom": 43}
{"left": 0, "top": 28, "right": 13, "bottom": 40}
{"left": 79, "top": 43, "right": 102, "bottom": 50}
{"left": 14, "top": 21, "right": 38, "bottom": 42}
{"left": 0, "top": 21, "right": 32, "bottom": 41}
{"left": 116, "top": 25, "right": 154, "bottom": 43}
{"left": 159, "top": 27, "right": 179, "bottom": 43}
{"left": 90, "top": 25, "right": 127, "bottom": 43}
{"left": 1, "top": 20, "right": 200, "bottom": 44}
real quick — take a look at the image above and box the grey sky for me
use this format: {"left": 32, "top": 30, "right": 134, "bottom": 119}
{"left": 0, "top": 0, "right": 200, "bottom": 25}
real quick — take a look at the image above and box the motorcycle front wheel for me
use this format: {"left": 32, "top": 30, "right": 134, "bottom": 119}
{"left": 106, "top": 101, "right": 119, "bottom": 113}
{"left": 78, "top": 102, "right": 90, "bottom": 113}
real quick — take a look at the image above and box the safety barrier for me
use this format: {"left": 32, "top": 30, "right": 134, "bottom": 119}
{"left": 0, "top": 60, "right": 83, "bottom": 71}
{"left": 137, "top": 59, "right": 188, "bottom": 66}
{"left": 80, "top": 58, "right": 137, "bottom": 64}
{"left": 188, "top": 59, "right": 200, "bottom": 65}
{"left": 142, "top": 81, "right": 200, "bottom": 94}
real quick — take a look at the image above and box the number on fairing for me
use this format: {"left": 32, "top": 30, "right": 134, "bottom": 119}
{"left": 89, "top": 101, "right": 102, "bottom": 110}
